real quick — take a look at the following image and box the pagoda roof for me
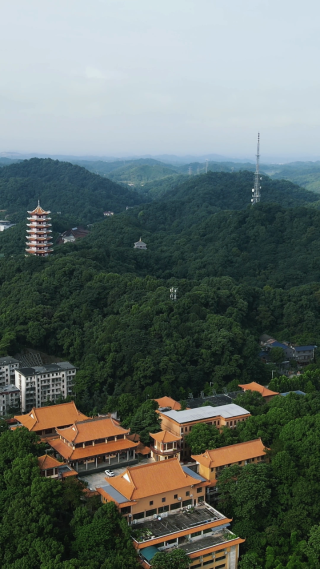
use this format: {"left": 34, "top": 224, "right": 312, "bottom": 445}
{"left": 192, "top": 439, "right": 268, "bottom": 468}
{"left": 106, "top": 458, "right": 200, "bottom": 501}
{"left": 150, "top": 430, "right": 181, "bottom": 443}
{"left": 56, "top": 416, "right": 129, "bottom": 444}
{"left": 27, "top": 201, "right": 51, "bottom": 215}
{"left": 238, "top": 382, "right": 279, "bottom": 397}
{"left": 14, "top": 401, "right": 88, "bottom": 432}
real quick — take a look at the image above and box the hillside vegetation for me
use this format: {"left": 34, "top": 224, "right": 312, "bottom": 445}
{"left": 0, "top": 158, "right": 145, "bottom": 224}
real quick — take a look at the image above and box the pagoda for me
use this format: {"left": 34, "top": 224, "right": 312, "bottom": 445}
{"left": 26, "top": 201, "right": 53, "bottom": 256}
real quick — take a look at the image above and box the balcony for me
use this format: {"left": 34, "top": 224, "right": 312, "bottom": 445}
{"left": 150, "top": 444, "right": 180, "bottom": 456}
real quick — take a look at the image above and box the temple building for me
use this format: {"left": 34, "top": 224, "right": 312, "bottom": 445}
{"left": 38, "top": 454, "right": 78, "bottom": 479}
{"left": 48, "top": 416, "right": 138, "bottom": 472}
{"left": 97, "top": 458, "right": 244, "bottom": 569}
{"left": 192, "top": 439, "right": 268, "bottom": 491}
{"left": 26, "top": 201, "right": 53, "bottom": 256}
{"left": 238, "top": 382, "right": 279, "bottom": 403}
{"left": 158, "top": 404, "right": 251, "bottom": 460}
{"left": 149, "top": 430, "right": 181, "bottom": 462}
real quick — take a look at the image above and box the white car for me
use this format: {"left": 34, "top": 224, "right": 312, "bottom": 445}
{"left": 105, "top": 469, "right": 115, "bottom": 477}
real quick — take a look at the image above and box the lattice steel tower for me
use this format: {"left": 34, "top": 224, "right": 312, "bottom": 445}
{"left": 251, "top": 133, "right": 261, "bottom": 204}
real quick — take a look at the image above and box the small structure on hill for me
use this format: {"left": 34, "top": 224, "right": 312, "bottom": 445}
{"left": 133, "top": 237, "right": 147, "bottom": 250}
{"left": 238, "top": 381, "right": 279, "bottom": 403}
{"left": 57, "top": 226, "right": 89, "bottom": 245}
{"left": 103, "top": 211, "right": 114, "bottom": 217}
{"left": 0, "top": 220, "right": 15, "bottom": 231}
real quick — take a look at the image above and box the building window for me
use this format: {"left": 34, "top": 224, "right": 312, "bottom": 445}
{"left": 174, "top": 494, "right": 178, "bottom": 499}
{"left": 162, "top": 497, "right": 166, "bottom": 503}
{"left": 146, "top": 508, "right": 157, "bottom": 517}
{"left": 197, "top": 487, "right": 202, "bottom": 493}
{"left": 198, "top": 496, "right": 204, "bottom": 503}
{"left": 149, "top": 500, "right": 153, "bottom": 506}
{"left": 182, "top": 499, "right": 192, "bottom": 507}
{"left": 186, "top": 491, "right": 190, "bottom": 496}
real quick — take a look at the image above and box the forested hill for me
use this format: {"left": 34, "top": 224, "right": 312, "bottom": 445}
{"left": 160, "top": 170, "right": 318, "bottom": 209}
{"left": 0, "top": 158, "right": 145, "bottom": 223}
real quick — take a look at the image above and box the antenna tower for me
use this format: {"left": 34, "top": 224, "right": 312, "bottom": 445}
{"left": 251, "top": 133, "right": 261, "bottom": 204}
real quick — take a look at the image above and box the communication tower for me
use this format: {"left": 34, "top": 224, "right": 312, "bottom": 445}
{"left": 251, "top": 133, "right": 261, "bottom": 204}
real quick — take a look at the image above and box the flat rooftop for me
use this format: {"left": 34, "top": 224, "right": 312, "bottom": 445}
{"left": 178, "top": 530, "right": 235, "bottom": 554}
{"left": 160, "top": 404, "right": 250, "bottom": 424}
{"left": 132, "top": 504, "right": 226, "bottom": 542}
{"left": 17, "top": 362, "right": 76, "bottom": 376}
{"left": 0, "top": 384, "right": 20, "bottom": 394}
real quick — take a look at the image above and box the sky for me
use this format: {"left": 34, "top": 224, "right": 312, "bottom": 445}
{"left": 1, "top": 0, "right": 320, "bottom": 159}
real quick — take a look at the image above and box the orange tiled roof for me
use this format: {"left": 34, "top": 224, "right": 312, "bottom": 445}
{"left": 108, "top": 458, "right": 199, "bottom": 500}
{"left": 150, "top": 430, "right": 181, "bottom": 443}
{"left": 155, "top": 396, "right": 181, "bottom": 410}
{"left": 14, "top": 402, "right": 89, "bottom": 432}
{"left": 28, "top": 203, "right": 50, "bottom": 215}
{"left": 238, "top": 382, "right": 279, "bottom": 397}
{"left": 48, "top": 437, "right": 138, "bottom": 461}
{"left": 192, "top": 439, "right": 267, "bottom": 468}
{"left": 38, "top": 454, "right": 64, "bottom": 470}
{"left": 56, "top": 416, "right": 129, "bottom": 444}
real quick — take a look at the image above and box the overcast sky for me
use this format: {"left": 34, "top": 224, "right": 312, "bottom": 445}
{"left": 1, "top": 0, "right": 320, "bottom": 159}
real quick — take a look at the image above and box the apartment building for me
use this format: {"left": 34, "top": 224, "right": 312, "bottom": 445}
{"left": 14, "top": 401, "right": 88, "bottom": 436}
{"left": 97, "top": 459, "right": 244, "bottom": 569}
{"left": 0, "top": 356, "right": 20, "bottom": 388}
{"left": 15, "top": 362, "right": 76, "bottom": 412}
{"left": 0, "top": 384, "right": 20, "bottom": 416}
{"left": 158, "top": 404, "right": 251, "bottom": 460}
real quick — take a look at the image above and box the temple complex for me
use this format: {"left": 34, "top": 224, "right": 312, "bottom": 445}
{"left": 26, "top": 201, "right": 53, "bottom": 256}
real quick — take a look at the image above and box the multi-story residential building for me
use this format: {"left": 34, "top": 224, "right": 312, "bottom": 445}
{"left": 238, "top": 382, "right": 279, "bottom": 403}
{"left": 15, "top": 362, "right": 76, "bottom": 412}
{"left": 0, "top": 384, "right": 20, "bottom": 416}
{"left": 14, "top": 401, "right": 88, "bottom": 436}
{"left": 38, "top": 454, "right": 77, "bottom": 479}
{"left": 158, "top": 405, "right": 251, "bottom": 460}
{"left": 192, "top": 439, "right": 267, "bottom": 499}
{"left": 26, "top": 201, "right": 53, "bottom": 256}
{"left": 48, "top": 416, "right": 138, "bottom": 472}
{"left": 0, "top": 356, "right": 20, "bottom": 388}
{"left": 149, "top": 430, "right": 181, "bottom": 462}
{"left": 97, "top": 459, "right": 244, "bottom": 569}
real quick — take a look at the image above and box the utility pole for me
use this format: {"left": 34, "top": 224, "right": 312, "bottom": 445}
{"left": 251, "top": 133, "right": 261, "bottom": 204}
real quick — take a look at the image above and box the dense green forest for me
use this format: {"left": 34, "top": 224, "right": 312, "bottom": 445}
{"left": 0, "top": 426, "right": 138, "bottom": 568}
{"left": 2, "top": 158, "right": 320, "bottom": 566}
{"left": 0, "top": 158, "right": 145, "bottom": 224}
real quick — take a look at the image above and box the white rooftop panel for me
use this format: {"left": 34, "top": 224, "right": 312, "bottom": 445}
{"left": 160, "top": 404, "right": 250, "bottom": 424}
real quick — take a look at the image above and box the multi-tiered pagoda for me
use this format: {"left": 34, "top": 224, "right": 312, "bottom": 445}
{"left": 26, "top": 201, "right": 53, "bottom": 256}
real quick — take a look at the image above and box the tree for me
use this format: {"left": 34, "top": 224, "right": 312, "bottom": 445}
{"left": 129, "top": 400, "right": 161, "bottom": 445}
{"left": 185, "top": 423, "right": 220, "bottom": 454}
{"left": 152, "top": 548, "right": 189, "bottom": 569}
